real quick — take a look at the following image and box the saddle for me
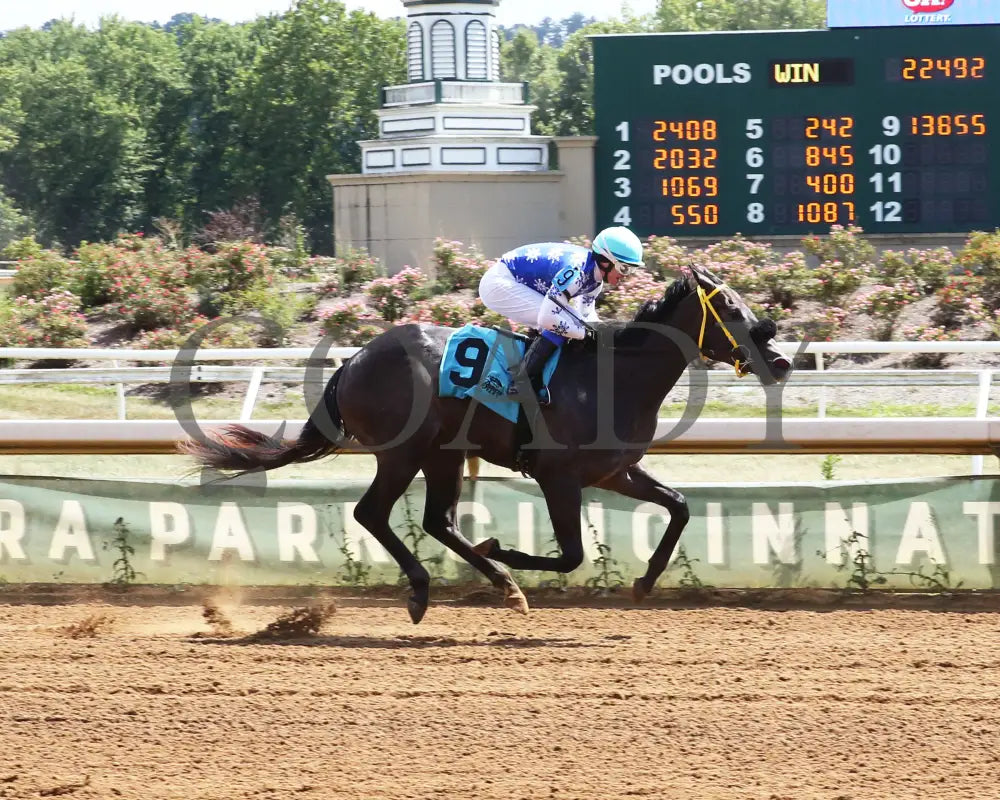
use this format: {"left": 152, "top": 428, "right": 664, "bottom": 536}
{"left": 436, "top": 324, "right": 559, "bottom": 476}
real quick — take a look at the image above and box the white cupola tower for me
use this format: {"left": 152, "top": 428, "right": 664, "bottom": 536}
{"left": 359, "top": 0, "right": 550, "bottom": 173}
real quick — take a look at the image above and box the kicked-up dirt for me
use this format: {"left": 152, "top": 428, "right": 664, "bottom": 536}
{"left": 1, "top": 588, "right": 999, "bottom": 799}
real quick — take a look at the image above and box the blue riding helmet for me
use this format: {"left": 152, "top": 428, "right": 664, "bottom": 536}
{"left": 591, "top": 226, "right": 644, "bottom": 275}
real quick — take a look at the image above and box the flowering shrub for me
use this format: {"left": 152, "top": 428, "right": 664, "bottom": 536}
{"left": 696, "top": 237, "right": 775, "bottom": 295}
{"left": 643, "top": 235, "right": 690, "bottom": 279}
{"left": 809, "top": 260, "right": 866, "bottom": 304}
{"left": 802, "top": 224, "right": 876, "bottom": 273}
{"left": 748, "top": 300, "right": 790, "bottom": 323}
{"left": 131, "top": 315, "right": 212, "bottom": 349}
{"left": 332, "top": 249, "right": 381, "bottom": 293}
{"left": 0, "top": 290, "right": 88, "bottom": 347}
{"left": 72, "top": 241, "right": 122, "bottom": 307}
{"left": 220, "top": 282, "right": 314, "bottom": 345}
{"left": 959, "top": 229, "right": 1000, "bottom": 272}
{"left": 932, "top": 271, "right": 988, "bottom": 327}
{"left": 72, "top": 235, "right": 160, "bottom": 308}
{"left": 306, "top": 256, "right": 339, "bottom": 279}
{"left": 754, "top": 252, "right": 815, "bottom": 309}
{"left": 599, "top": 270, "right": 665, "bottom": 319}
{"left": 185, "top": 241, "right": 275, "bottom": 296}
{"left": 798, "top": 306, "right": 849, "bottom": 342}
{"left": 365, "top": 266, "right": 426, "bottom": 321}
{"left": 877, "top": 250, "right": 915, "bottom": 285}
{"left": 958, "top": 230, "right": 1000, "bottom": 306}
{"left": 852, "top": 280, "right": 922, "bottom": 339}
{"left": 317, "top": 272, "right": 341, "bottom": 297}
{"left": 267, "top": 246, "right": 309, "bottom": 279}
{"left": 907, "top": 247, "right": 956, "bottom": 293}
{"left": 470, "top": 298, "right": 519, "bottom": 331}
{"left": 704, "top": 235, "right": 775, "bottom": 269}
{"left": 10, "top": 252, "right": 73, "bottom": 301}
{"left": 189, "top": 320, "right": 261, "bottom": 349}
{"left": 70, "top": 235, "right": 194, "bottom": 330}
{"left": 110, "top": 261, "right": 192, "bottom": 331}
{"left": 855, "top": 280, "right": 921, "bottom": 319}
{"left": 877, "top": 248, "right": 955, "bottom": 295}
{"left": 432, "top": 238, "right": 490, "bottom": 291}
{"left": 0, "top": 236, "right": 44, "bottom": 261}
{"left": 899, "top": 324, "right": 960, "bottom": 368}
{"left": 318, "top": 301, "right": 383, "bottom": 345}
{"left": 406, "top": 296, "right": 468, "bottom": 327}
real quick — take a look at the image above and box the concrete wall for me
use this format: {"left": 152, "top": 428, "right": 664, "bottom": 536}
{"left": 329, "top": 170, "right": 561, "bottom": 271}
{"left": 553, "top": 136, "right": 596, "bottom": 241}
{"left": 328, "top": 137, "right": 598, "bottom": 273}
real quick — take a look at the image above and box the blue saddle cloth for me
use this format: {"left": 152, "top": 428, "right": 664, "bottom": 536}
{"left": 439, "top": 324, "right": 561, "bottom": 423}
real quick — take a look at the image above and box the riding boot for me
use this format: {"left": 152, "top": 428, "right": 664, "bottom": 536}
{"left": 511, "top": 334, "right": 559, "bottom": 406}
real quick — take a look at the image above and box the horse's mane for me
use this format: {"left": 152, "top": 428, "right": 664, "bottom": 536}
{"left": 587, "top": 272, "right": 694, "bottom": 349}
{"left": 630, "top": 273, "right": 695, "bottom": 325}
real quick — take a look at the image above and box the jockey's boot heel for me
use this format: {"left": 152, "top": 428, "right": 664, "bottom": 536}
{"left": 512, "top": 334, "right": 559, "bottom": 407}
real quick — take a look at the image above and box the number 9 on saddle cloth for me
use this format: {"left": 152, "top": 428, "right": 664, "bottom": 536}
{"left": 438, "top": 324, "right": 562, "bottom": 423}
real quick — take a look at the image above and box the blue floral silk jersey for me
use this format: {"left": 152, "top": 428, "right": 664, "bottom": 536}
{"left": 499, "top": 243, "right": 602, "bottom": 309}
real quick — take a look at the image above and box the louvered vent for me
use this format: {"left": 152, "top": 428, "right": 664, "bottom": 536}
{"left": 431, "top": 20, "right": 456, "bottom": 79}
{"left": 407, "top": 22, "right": 424, "bottom": 82}
{"left": 491, "top": 30, "right": 501, "bottom": 80}
{"left": 465, "top": 20, "right": 487, "bottom": 80}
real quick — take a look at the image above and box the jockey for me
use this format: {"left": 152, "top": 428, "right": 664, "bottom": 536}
{"left": 478, "top": 226, "right": 644, "bottom": 405}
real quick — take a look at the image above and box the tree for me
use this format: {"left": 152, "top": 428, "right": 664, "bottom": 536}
{"left": 653, "top": 0, "right": 826, "bottom": 32}
{"left": 174, "top": 17, "right": 260, "bottom": 230}
{"left": 546, "top": 18, "right": 649, "bottom": 137}
{"left": 223, "top": 0, "right": 406, "bottom": 251}
{"left": 0, "top": 19, "right": 189, "bottom": 246}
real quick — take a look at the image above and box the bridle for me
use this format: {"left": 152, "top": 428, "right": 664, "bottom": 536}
{"left": 696, "top": 284, "right": 752, "bottom": 378}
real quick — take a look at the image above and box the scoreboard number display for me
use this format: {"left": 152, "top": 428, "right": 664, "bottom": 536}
{"left": 593, "top": 26, "right": 999, "bottom": 236}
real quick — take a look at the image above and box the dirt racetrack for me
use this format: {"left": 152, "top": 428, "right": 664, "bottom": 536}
{"left": 2, "top": 588, "right": 1000, "bottom": 800}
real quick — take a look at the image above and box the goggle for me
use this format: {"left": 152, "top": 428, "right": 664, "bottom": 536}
{"left": 606, "top": 257, "right": 641, "bottom": 277}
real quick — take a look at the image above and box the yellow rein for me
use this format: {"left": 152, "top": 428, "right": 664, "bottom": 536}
{"left": 696, "top": 285, "right": 749, "bottom": 377}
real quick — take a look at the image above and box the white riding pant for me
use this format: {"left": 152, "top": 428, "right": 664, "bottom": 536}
{"left": 478, "top": 262, "right": 588, "bottom": 340}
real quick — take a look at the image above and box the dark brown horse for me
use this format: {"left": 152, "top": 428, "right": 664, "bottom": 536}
{"left": 182, "top": 266, "right": 791, "bottom": 623}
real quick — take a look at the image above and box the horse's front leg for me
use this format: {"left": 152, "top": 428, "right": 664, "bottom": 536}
{"left": 473, "top": 477, "right": 584, "bottom": 574}
{"left": 596, "top": 463, "right": 690, "bottom": 602}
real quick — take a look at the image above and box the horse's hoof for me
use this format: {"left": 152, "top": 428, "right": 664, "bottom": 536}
{"left": 504, "top": 586, "right": 530, "bottom": 615}
{"left": 407, "top": 596, "right": 428, "bottom": 624}
{"left": 632, "top": 578, "right": 650, "bottom": 604}
{"left": 473, "top": 537, "right": 499, "bottom": 558}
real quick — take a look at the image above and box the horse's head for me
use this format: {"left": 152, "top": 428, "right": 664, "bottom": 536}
{"left": 687, "top": 267, "right": 792, "bottom": 385}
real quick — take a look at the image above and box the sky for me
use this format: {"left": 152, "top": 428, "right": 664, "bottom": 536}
{"left": 1, "top": 0, "right": 658, "bottom": 31}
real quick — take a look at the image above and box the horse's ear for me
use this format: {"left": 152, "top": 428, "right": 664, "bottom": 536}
{"left": 689, "top": 265, "right": 714, "bottom": 290}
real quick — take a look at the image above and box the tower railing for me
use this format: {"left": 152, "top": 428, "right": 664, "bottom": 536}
{"left": 382, "top": 80, "right": 527, "bottom": 107}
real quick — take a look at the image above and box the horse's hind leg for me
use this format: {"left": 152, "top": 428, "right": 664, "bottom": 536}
{"left": 353, "top": 453, "right": 429, "bottom": 624}
{"left": 420, "top": 452, "right": 528, "bottom": 615}
{"left": 473, "top": 476, "right": 585, "bottom": 574}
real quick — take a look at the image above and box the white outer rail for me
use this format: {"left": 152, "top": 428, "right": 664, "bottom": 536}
{"left": 0, "top": 418, "right": 995, "bottom": 457}
{"left": 6, "top": 341, "right": 1000, "bottom": 362}
{"left": 1, "top": 344, "right": 999, "bottom": 468}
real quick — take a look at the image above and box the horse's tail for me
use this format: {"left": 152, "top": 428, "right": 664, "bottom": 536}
{"left": 179, "top": 364, "right": 349, "bottom": 476}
